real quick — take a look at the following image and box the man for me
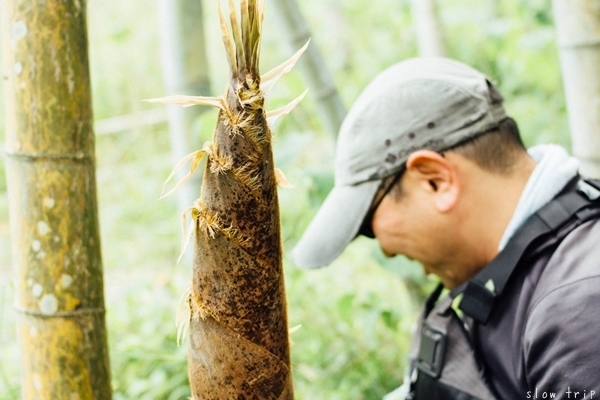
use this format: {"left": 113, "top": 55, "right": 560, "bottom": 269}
{"left": 291, "top": 58, "right": 600, "bottom": 399}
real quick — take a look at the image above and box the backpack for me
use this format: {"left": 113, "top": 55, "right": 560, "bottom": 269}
{"left": 392, "top": 179, "right": 600, "bottom": 400}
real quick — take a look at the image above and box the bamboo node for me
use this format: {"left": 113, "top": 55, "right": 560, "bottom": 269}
{"left": 14, "top": 305, "right": 105, "bottom": 318}
{"left": 190, "top": 291, "right": 219, "bottom": 322}
{"left": 220, "top": 101, "right": 243, "bottom": 137}
{"left": 197, "top": 207, "right": 221, "bottom": 239}
{"left": 196, "top": 204, "right": 254, "bottom": 248}
{"left": 208, "top": 142, "right": 234, "bottom": 174}
{"left": 238, "top": 85, "right": 262, "bottom": 109}
{"left": 232, "top": 163, "right": 263, "bottom": 194}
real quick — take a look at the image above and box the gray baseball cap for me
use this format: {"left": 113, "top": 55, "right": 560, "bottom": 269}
{"left": 291, "top": 57, "right": 507, "bottom": 269}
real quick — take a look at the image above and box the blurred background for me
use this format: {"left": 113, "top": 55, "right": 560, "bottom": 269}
{"left": 0, "top": 0, "right": 571, "bottom": 398}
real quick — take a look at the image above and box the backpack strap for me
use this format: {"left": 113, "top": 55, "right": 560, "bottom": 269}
{"left": 408, "top": 286, "right": 497, "bottom": 400}
{"left": 458, "top": 178, "right": 600, "bottom": 323}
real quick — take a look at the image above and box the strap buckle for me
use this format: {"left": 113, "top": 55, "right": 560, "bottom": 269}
{"left": 417, "top": 321, "right": 447, "bottom": 379}
{"left": 459, "top": 280, "right": 496, "bottom": 324}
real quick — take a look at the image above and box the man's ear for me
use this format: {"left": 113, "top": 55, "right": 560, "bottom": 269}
{"left": 406, "top": 150, "right": 459, "bottom": 212}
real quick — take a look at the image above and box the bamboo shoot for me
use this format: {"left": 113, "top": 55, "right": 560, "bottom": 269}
{"left": 149, "top": 0, "right": 303, "bottom": 397}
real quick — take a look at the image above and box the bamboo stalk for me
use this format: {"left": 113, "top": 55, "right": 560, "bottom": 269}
{"left": 269, "top": 0, "right": 346, "bottom": 138}
{"left": 1, "top": 1, "right": 112, "bottom": 399}
{"left": 411, "top": 0, "right": 447, "bottom": 57}
{"left": 157, "top": 0, "right": 213, "bottom": 212}
{"left": 553, "top": 0, "right": 600, "bottom": 178}
{"left": 94, "top": 109, "right": 166, "bottom": 135}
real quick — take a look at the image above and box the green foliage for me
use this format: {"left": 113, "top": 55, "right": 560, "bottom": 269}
{"left": 439, "top": 0, "right": 568, "bottom": 148}
{"left": 108, "top": 277, "right": 190, "bottom": 400}
{"left": 0, "top": 0, "right": 573, "bottom": 398}
{"left": 284, "top": 245, "right": 419, "bottom": 399}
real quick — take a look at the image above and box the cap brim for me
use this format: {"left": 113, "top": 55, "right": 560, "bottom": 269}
{"left": 291, "top": 180, "right": 381, "bottom": 269}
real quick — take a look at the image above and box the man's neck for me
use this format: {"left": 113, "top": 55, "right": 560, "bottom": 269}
{"left": 458, "top": 154, "right": 538, "bottom": 277}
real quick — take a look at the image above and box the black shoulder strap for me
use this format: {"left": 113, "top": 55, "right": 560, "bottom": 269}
{"left": 457, "top": 178, "right": 600, "bottom": 324}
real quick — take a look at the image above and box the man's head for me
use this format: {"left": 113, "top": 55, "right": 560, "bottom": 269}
{"left": 292, "top": 57, "right": 533, "bottom": 283}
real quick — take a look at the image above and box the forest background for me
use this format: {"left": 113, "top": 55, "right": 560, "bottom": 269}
{"left": 0, "top": 0, "right": 569, "bottom": 398}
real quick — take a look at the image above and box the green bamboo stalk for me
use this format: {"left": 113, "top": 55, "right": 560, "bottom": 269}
{"left": 270, "top": 0, "right": 347, "bottom": 138}
{"left": 1, "top": 1, "right": 112, "bottom": 399}
{"left": 553, "top": 0, "right": 600, "bottom": 178}
{"left": 411, "top": 0, "right": 447, "bottom": 57}
{"left": 157, "top": 0, "right": 213, "bottom": 213}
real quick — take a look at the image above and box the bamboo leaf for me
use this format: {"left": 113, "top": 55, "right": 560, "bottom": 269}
{"left": 218, "top": 0, "right": 238, "bottom": 75}
{"left": 228, "top": 0, "right": 246, "bottom": 72}
{"left": 261, "top": 39, "right": 311, "bottom": 94}
{"left": 255, "top": 42, "right": 262, "bottom": 75}
{"left": 274, "top": 168, "right": 294, "bottom": 188}
{"left": 289, "top": 324, "right": 302, "bottom": 334}
{"left": 288, "top": 324, "right": 302, "bottom": 345}
{"left": 257, "top": 0, "right": 265, "bottom": 37}
{"left": 144, "top": 95, "right": 223, "bottom": 109}
{"left": 266, "top": 88, "right": 308, "bottom": 126}
{"left": 177, "top": 208, "right": 197, "bottom": 265}
{"left": 248, "top": 0, "right": 259, "bottom": 71}
{"left": 248, "top": 0, "right": 257, "bottom": 38}
{"left": 160, "top": 146, "right": 208, "bottom": 199}
{"left": 240, "top": 0, "right": 252, "bottom": 65}
{"left": 161, "top": 150, "right": 204, "bottom": 197}
{"left": 256, "top": 0, "right": 265, "bottom": 61}
{"left": 251, "top": 33, "right": 261, "bottom": 73}
{"left": 176, "top": 288, "right": 192, "bottom": 346}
